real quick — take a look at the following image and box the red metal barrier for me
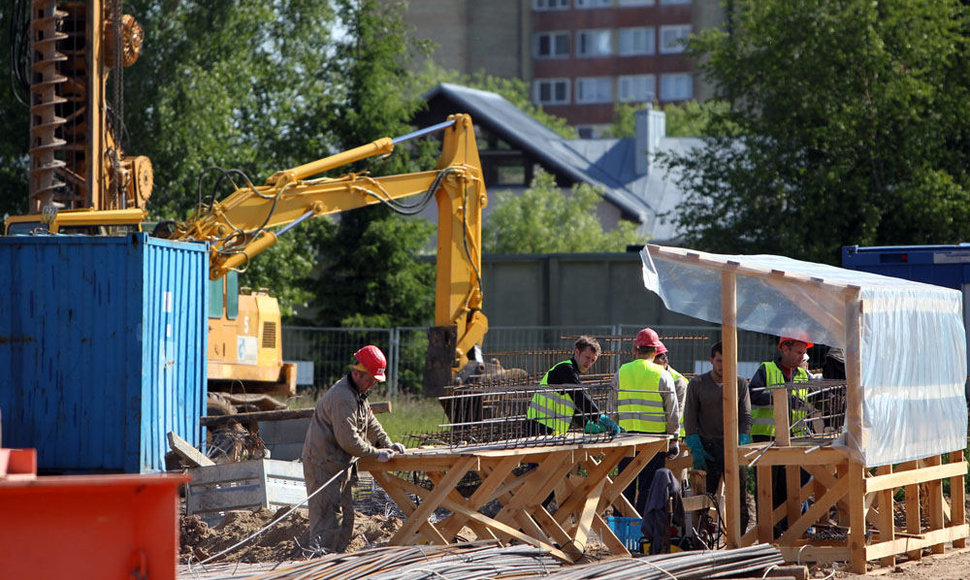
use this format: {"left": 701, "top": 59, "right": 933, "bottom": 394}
{"left": 0, "top": 457, "right": 189, "bottom": 580}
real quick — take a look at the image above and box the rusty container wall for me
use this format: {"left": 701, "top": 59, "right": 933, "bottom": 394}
{"left": 0, "top": 234, "right": 207, "bottom": 473}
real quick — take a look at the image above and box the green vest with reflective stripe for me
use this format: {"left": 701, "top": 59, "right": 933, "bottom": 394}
{"left": 751, "top": 362, "right": 810, "bottom": 438}
{"left": 617, "top": 359, "right": 666, "bottom": 433}
{"left": 527, "top": 360, "right": 578, "bottom": 434}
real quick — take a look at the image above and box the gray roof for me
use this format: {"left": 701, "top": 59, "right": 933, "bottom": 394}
{"left": 424, "top": 83, "right": 700, "bottom": 243}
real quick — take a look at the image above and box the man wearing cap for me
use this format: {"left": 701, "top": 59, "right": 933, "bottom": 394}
{"left": 748, "top": 336, "right": 813, "bottom": 537}
{"left": 613, "top": 328, "right": 681, "bottom": 516}
{"left": 301, "top": 345, "right": 405, "bottom": 552}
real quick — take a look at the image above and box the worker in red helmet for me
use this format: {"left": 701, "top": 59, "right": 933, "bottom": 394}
{"left": 612, "top": 327, "right": 681, "bottom": 520}
{"left": 747, "top": 336, "right": 814, "bottom": 538}
{"left": 301, "top": 345, "right": 406, "bottom": 553}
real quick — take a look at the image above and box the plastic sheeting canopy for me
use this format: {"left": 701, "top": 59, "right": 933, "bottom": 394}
{"left": 641, "top": 245, "right": 968, "bottom": 467}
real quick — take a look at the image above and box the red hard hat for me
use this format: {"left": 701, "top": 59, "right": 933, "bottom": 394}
{"left": 655, "top": 341, "right": 668, "bottom": 355}
{"left": 778, "top": 337, "right": 814, "bottom": 350}
{"left": 354, "top": 345, "right": 387, "bottom": 381}
{"left": 635, "top": 328, "right": 662, "bottom": 348}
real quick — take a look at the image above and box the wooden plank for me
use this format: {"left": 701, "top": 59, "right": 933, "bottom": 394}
{"left": 952, "top": 450, "right": 967, "bottom": 549}
{"left": 785, "top": 465, "right": 801, "bottom": 534}
{"left": 199, "top": 402, "right": 391, "bottom": 427}
{"left": 390, "top": 456, "right": 477, "bottom": 544}
{"left": 359, "top": 454, "right": 480, "bottom": 471}
{"left": 391, "top": 475, "right": 574, "bottom": 562}
{"left": 865, "top": 525, "right": 970, "bottom": 561}
{"left": 848, "top": 461, "right": 867, "bottom": 574}
{"left": 554, "top": 447, "right": 627, "bottom": 526}
{"left": 772, "top": 388, "right": 791, "bottom": 447}
{"left": 721, "top": 269, "right": 741, "bottom": 547}
{"left": 778, "top": 468, "right": 850, "bottom": 545}
{"left": 369, "top": 470, "right": 448, "bottom": 545}
{"left": 876, "top": 465, "right": 895, "bottom": 568}
{"left": 777, "top": 545, "right": 851, "bottom": 564}
{"left": 926, "top": 454, "right": 946, "bottom": 554}
{"left": 571, "top": 478, "right": 606, "bottom": 553}
{"left": 756, "top": 464, "right": 773, "bottom": 543}
{"left": 592, "top": 514, "right": 631, "bottom": 557}
{"left": 739, "top": 445, "right": 846, "bottom": 466}
{"left": 438, "top": 455, "right": 520, "bottom": 541}
{"left": 167, "top": 431, "right": 214, "bottom": 467}
{"left": 865, "top": 461, "right": 967, "bottom": 493}
{"left": 899, "top": 459, "right": 922, "bottom": 561}
{"left": 532, "top": 506, "right": 575, "bottom": 551}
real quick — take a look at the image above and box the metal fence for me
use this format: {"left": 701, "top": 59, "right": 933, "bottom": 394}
{"left": 283, "top": 324, "right": 794, "bottom": 397}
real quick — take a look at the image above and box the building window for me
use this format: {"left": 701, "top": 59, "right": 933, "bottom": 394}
{"left": 576, "top": 30, "right": 612, "bottom": 57}
{"left": 618, "top": 74, "right": 656, "bottom": 102}
{"left": 576, "top": 0, "right": 612, "bottom": 8}
{"left": 575, "top": 77, "right": 613, "bottom": 104}
{"left": 535, "top": 79, "right": 570, "bottom": 105}
{"left": 660, "top": 25, "right": 691, "bottom": 54}
{"left": 619, "top": 0, "right": 654, "bottom": 5}
{"left": 659, "top": 73, "right": 692, "bottom": 101}
{"left": 534, "top": 0, "right": 570, "bottom": 10}
{"left": 535, "top": 32, "right": 570, "bottom": 58}
{"left": 618, "top": 27, "right": 655, "bottom": 56}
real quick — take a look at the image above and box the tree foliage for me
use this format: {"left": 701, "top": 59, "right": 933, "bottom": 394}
{"left": 484, "top": 170, "right": 643, "bottom": 254}
{"left": 663, "top": 0, "right": 970, "bottom": 264}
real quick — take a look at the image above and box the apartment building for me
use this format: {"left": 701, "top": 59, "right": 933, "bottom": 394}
{"left": 397, "top": 0, "right": 724, "bottom": 136}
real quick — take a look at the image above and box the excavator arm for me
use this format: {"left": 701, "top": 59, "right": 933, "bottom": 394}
{"left": 165, "top": 114, "right": 488, "bottom": 378}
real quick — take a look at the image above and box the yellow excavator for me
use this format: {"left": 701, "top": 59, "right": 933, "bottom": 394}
{"left": 5, "top": 1, "right": 489, "bottom": 405}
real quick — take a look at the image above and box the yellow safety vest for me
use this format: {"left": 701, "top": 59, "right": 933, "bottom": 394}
{"left": 527, "top": 360, "right": 577, "bottom": 434}
{"left": 617, "top": 359, "right": 666, "bottom": 433}
{"left": 750, "top": 362, "right": 809, "bottom": 438}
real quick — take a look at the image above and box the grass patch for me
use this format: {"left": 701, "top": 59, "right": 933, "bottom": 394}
{"left": 290, "top": 389, "right": 447, "bottom": 444}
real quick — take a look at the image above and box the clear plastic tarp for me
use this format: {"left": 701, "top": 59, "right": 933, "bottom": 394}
{"left": 641, "top": 246, "right": 967, "bottom": 467}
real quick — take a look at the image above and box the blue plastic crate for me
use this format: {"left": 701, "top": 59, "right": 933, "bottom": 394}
{"left": 606, "top": 516, "right": 642, "bottom": 552}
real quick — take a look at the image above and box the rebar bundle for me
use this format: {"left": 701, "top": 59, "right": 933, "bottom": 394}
{"left": 239, "top": 542, "right": 563, "bottom": 580}
{"left": 543, "top": 544, "right": 785, "bottom": 580}
{"left": 767, "top": 378, "right": 847, "bottom": 441}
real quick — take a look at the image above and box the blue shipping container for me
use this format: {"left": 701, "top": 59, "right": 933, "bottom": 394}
{"left": 0, "top": 234, "right": 207, "bottom": 473}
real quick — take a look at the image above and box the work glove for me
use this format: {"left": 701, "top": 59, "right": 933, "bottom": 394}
{"left": 584, "top": 420, "right": 607, "bottom": 434}
{"left": 598, "top": 414, "right": 624, "bottom": 435}
{"left": 390, "top": 442, "right": 407, "bottom": 454}
{"left": 738, "top": 433, "right": 752, "bottom": 446}
{"left": 685, "top": 434, "right": 713, "bottom": 470}
{"left": 376, "top": 449, "right": 394, "bottom": 463}
{"left": 666, "top": 441, "right": 680, "bottom": 459}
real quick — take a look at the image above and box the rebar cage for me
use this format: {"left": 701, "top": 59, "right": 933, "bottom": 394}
{"left": 765, "top": 379, "right": 847, "bottom": 442}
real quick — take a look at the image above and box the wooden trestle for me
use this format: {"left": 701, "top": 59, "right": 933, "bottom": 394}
{"left": 358, "top": 434, "right": 668, "bottom": 563}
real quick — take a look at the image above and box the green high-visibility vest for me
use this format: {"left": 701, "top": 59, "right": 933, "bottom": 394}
{"left": 527, "top": 360, "right": 577, "bottom": 434}
{"left": 751, "top": 362, "right": 809, "bottom": 438}
{"left": 617, "top": 359, "right": 666, "bottom": 433}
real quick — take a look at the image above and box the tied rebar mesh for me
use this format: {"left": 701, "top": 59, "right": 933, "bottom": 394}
{"left": 435, "top": 381, "right": 618, "bottom": 450}
{"left": 766, "top": 378, "right": 847, "bottom": 441}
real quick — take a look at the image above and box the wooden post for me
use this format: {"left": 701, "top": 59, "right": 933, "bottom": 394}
{"left": 721, "top": 269, "right": 741, "bottom": 547}
{"left": 952, "top": 450, "right": 967, "bottom": 549}
{"left": 876, "top": 465, "right": 895, "bottom": 568}
{"left": 844, "top": 287, "right": 867, "bottom": 574}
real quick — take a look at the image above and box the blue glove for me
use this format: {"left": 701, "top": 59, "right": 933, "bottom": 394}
{"left": 739, "top": 433, "right": 752, "bottom": 446}
{"left": 598, "top": 414, "right": 623, "bottom": 435}
{"left": 685, "top": 434, "right": 713, "bottom": 470}
{"left": 585, "top": 420, "right": 606, "bottom": 434}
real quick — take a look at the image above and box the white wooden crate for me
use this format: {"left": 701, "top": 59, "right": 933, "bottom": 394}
{"left": 185, "top": 459, "right": 306, "bottom": 518}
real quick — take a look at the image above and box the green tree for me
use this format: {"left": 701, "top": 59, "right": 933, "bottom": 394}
{"left": 484, "top": 170, "right": 643, "bottom": 254}
{"left": 302, "top": 0, "right": 438, "bottom": 328}
{"left": 663, "top": 0, "right": 970, "bottom": 264}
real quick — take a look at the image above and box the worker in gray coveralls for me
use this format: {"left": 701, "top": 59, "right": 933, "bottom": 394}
{"left": 301, "top": 345, "right": 405, "bottom": 552}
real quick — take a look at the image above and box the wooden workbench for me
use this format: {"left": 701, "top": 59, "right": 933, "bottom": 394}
{"left": 358, "top": 433, "right": 668, "bottom": 563}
